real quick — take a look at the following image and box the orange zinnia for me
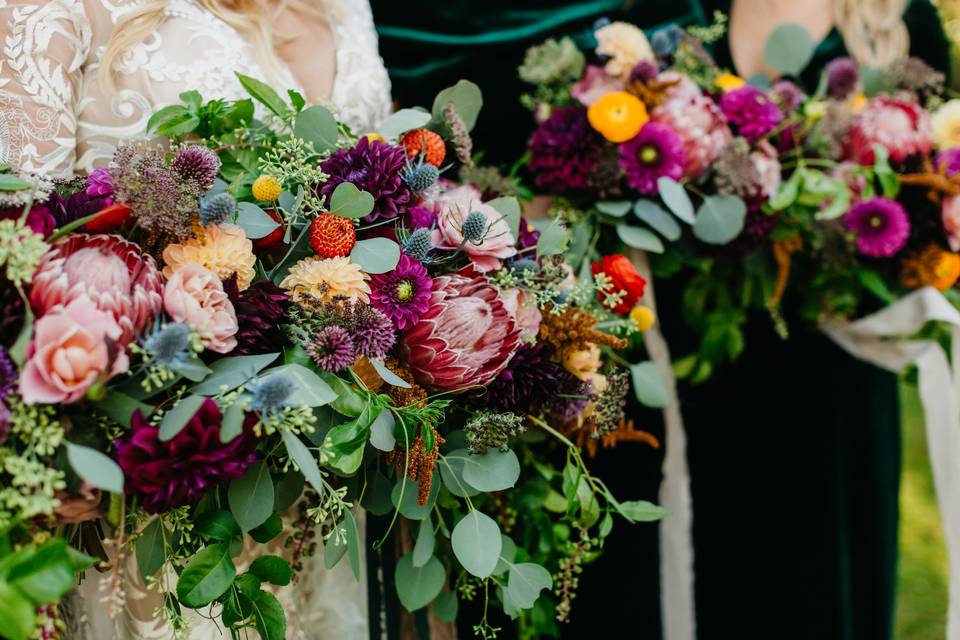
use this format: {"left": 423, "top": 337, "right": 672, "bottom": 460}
{"left": 587, "top": 91, "right": 649, "bottom": 143}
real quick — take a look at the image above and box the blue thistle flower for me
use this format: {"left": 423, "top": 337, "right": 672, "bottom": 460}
{"left": 199, "top": 192, "right": 237, "bottom": 226}
{"left": 248, "top": 373, "right": 296, "bottom": 417}
{"left": 143, "top": 323, "right": 192, "bottom": 367}
{"left": 401, "top": 161, "right": 440, "bottom": 193}
{"left": 461, "top": 211, "right": 487, "bottom": 243}
{"left": 511, "top": 258, "right": 540, "bottom": 275}
{"left": 403, "top": 227, "right": 432, "bottom": 261}
{"left": 651, "top": 25, "right": 684, "bottom": 58}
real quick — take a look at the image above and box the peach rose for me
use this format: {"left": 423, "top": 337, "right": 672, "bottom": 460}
{"left": 21, "top": 295, "right": 129, "bottom": 404}
{"left": 500, "top": 288, "right": 542, "bottom": 341}
{"left": 429, "top": 185, "right": 517, "bottom": 272}
{"left": 163, "top": 264, "right": 238, "bottom": 354}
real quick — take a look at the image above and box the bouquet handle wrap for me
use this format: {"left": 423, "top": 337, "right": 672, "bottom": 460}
{"left": 821, "top": 287, "right": 960, "bottom": 640}
{"left": 629, "top": 249, "right": 697, "bottom": 640}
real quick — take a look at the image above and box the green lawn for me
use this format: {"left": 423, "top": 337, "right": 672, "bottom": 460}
{"left": 894, "top": 383, "right": 949, "bottom": 639}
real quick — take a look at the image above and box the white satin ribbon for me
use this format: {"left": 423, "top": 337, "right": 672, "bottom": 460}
{"left": 821, "top": 287, "right": 960, "bottom": 640}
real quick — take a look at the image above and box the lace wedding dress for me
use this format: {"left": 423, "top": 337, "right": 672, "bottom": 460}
{"left": 0, "top": 0, "right": 391, "bottom": 638}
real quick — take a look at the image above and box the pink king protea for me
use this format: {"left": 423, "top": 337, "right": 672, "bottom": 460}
{"left": 29, "top": 234, "right": 163, "bottom": 345}
{"left": 401, "top": 272, "right": 520, "bottom": 392}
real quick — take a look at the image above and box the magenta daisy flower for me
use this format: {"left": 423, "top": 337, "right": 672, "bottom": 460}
{"left": 369, "top": 255, "right": 433, "bottom": 331}
{"left": 618, "top": 122, "right": 685, "bottom": 195}
{"left": 720, "top": 86, "right": 783, "bottom": 142}
{"left": 844, "top": 197, "right": 911, "bottom": 257}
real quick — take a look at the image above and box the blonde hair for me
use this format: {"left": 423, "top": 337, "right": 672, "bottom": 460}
{"left": 834, "top": 0, "right": 910, "bottom": 68}
{"left": 99, "top": 0, "right": 333, "bottom": 91}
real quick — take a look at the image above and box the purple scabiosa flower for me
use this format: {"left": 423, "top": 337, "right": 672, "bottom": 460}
{"left": 771, "top": 80, "right": 804, "bottom": 112}
{"left": 483, "top": 343, "right": 565, "bottom": 413}
{"left": 86, "top": 168, "right": 114, "bottom": 197}
{"left": 225, "top": 279, "right": 290, "bottom": 356}
{"left": 528, "top": 106, "right": 602, "bottom": 192}
{"left": 619, "top": 122, "right": 685, "bottom": 194}
{"left": 720, "top": 86, "right": 783, "bottom": 142}
{"left": 115, "top": 400, "right": 258, "bottom": 514}
{"left": 307, "top": 325, "right": 356, "bottom": 371}
{"left": 171, "top": 144, "right": 220, "bottom": 190}
{"left": 354, "top": 308, "right": 396, "bottom": 359}
{"left": 844, "top": 197, "right": 911, "bottom": 257}
{"left": 935, "top": 148, "right": 960, "bottom": 175}
{"left": 320, "top": 137, "right": 411, "bottom": 222}
{"left": 825, "top": 57, "right": 859, "bottom": 99}
{"left": 368, "top": 254, "right": 433, "bottom": 331}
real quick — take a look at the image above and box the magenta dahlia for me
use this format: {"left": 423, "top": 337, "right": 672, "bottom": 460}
{"left": 29, "top": 234, "right": 163, "bottom": 344}
{"left": 527, "top": 106, "right": 603, "bottom": 192}
{"left": 619, "top": 122, "right": 685, "bottom": 194}
{"left": 402, "top": 272, "right": 520, "bottom": 392}
{"left": 845, "top": 96, "right": 932, "bottom": 165}
{"left": 844, "top": 197, "right": 911, "bottom": 257}
{"left": 369, "top": 254, "right": 433, "bottom": 331}
{"left": 116, "top": 400, "right": 258, "bottom": 514}
{"left": 319, "top": 137, "right": 411, "bottom": 222}
{"left": 720, "top": 86, "right": 783, "bottom": 142}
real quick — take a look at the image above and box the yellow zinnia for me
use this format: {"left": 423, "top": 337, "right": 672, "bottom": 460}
{"left": 281, "top": 256, "right": 371, "bottom": 304}
{"left": 162, "top": 224, "right": 256, "bottom": 290}
{"left": 931, "top": 99, "right": 960, "bottom": 150}
{"left": 587, "top": 91, "right": 649, "bottom": 143}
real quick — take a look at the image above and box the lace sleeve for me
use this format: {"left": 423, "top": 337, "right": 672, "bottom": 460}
{"left": 1, "top": 0, "right": 91, "bottom": 177}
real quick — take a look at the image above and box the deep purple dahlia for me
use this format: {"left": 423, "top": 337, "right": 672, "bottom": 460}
{"left": 720, "top": 86, "right": 783, "bottom": 142}
{"left": 484, "top": 343, "right": 567, "bottom": 413}
{"left": 517, "top": 216, "right": 541, "bottom": 252}
{"left": 844, "top": 197, "right": 911, "bottom": 258}
{"left": 619, "top": 122, "right": 685, "bottom": 195}
{"left": 116, "top": 400, "right": 258, "bottom": 514}
{"left": 0, "top": 205, "right": 55, "bottom": 237}
{"left": 369, "top": 254, "right": 433, "bottom": 331}
{"left": 528, "top": 106, "right": 602, "bottom": 192}
{"left": 319, "top": 137, "right": 411, "bottom": 222}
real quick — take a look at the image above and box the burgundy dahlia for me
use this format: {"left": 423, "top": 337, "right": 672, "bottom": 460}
{"left": 319, "top": 137, "right": 411, "bottom": 222}
{"left": 619, "top": 122, "right": 685, "bottom": 194}
{"left": 225, "top": 279, "right": 291, "bottom": 356}
{"left": 483, "top": 342, "right": 565, "bottom": 413}
{"left": 528, "top": 106, "right": 603, "bottom": 192}
{"left": 116, "top": 400, "right": 258, "bottom": 514}
{"left": 720, "top": 86, "right": 783, "bottom": 142}
{"left": 0, "top": 205, "right": 55, "bottom": 237}
{"left": 369, "top": 254, "right": 433, "bottom": 331}
{"left": 844, "top": 197, "right": 911, "bottom": 257}
{"left": 517, "top": 216, "right": 541, "bottom": 252}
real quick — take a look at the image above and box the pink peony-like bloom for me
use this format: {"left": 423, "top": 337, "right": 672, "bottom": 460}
{"left": 30, "top": 234, "right": 163, "bottom": 345}
{"left": 943, "top": 195, "right": 960, "bottom": 251}
{"left": 21, "top": 295, "right": 129, "bottom": 404}
{"left": 571, "top": 64, "right": 624, "bottom": 107}
{"left": 500, "top": 287, "right": 542, "bottom": 341}
{"left": 845, "top": 95, "right": 933, "bottom": 165}
{"left": 651, "top": 72, "right": 732, "bottom": 178}
{"left": 402, "top": 272, "right": 520, "bottom": 391}
{"left": 428, "top": 185, "right": 517, "bottom": 272}
{"left": 163, "top": 264, "right": 238, "bottom": 354}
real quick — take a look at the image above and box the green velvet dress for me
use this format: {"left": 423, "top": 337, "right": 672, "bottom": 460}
{"left": 370, "top": 1, "right": 950, "bottom": 638}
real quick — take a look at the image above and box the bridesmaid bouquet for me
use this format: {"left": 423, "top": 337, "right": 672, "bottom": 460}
{"left": 0, "top": 75, "right": 662, "bottom": 639}
{"left": 520, "top": 16, "right": 960, "bottom": 379}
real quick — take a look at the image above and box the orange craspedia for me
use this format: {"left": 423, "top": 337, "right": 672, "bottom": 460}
{"left": 902, "top": 245, "right": 960, "bottom": 291}
{"left": 400, "top": 128, "right": 446, "bottom": 167}
{"left": 309, "top": 213, "right": 357, "bottom": 258}
{"left": 587, "top": 91, "right": 649, "bottom": 143}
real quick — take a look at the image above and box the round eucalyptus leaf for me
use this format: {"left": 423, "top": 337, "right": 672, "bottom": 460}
{"left": 451, "top": 511, "right": 502, "bottom": 578}
{"left": 616, "top": 224, "right": 665, "bottom": 253}
{"left": 692, "top": 195, "right": 747, "bottom": 245}
{"left": 395, "top": 553, "right": 446, "bottom": 611}
{"left": 764, "top": 23, "right": 815, "bottom": 76}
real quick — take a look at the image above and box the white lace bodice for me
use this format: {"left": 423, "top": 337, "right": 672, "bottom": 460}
{"left": 0, "top": 0, "right": 392, "bottom": 177}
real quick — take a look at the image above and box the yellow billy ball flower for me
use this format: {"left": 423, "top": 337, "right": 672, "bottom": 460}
{"left": 252, "top": 175, "right": 282, "bottom": 202}
{"left": 630, "top": 305, "right": 656, "bottom": 332}
{"left": 714, "top": 73, "right": 746, "bottom": 92}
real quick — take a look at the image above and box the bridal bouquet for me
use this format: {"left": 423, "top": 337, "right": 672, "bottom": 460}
{"left": 519, "top": 15, "right": 960, "bottom": 379}
{"left": 0, "top": 75, "right": 663, "bottom": 639}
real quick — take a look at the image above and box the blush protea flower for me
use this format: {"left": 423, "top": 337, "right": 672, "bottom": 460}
{"left": 29, "top": 234, "right": 163, "bottom": 345}
{"left": 845, "top": 96, "right": 932, "bottom": 164}
{"left": 319, "top": 137, "right": 411, "bottom": 222}
{"left": 652, "top": 73, "right": 732, "bottom": 178}
{"left": 844, "top": 197, "right": 911, "bottom": 257}
{"left": 618, "top": 122, "right": 685, "bottom": 194}
{"left": 369, "top": 255, "right": 432, "bottom": 331}
{"left": 402, "top": 272, "right": 520, "bottom": 392}
{"left": 528, "top": 106, "right": 603, "bottom": 192}
{"left": 720, "top": 86, "right": 783, "bottom": 142}
{"left": 116, "top": 400, "right": 258, "bottom": 514}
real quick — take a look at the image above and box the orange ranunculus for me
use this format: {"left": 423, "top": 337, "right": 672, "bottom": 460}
{"left": 587, "top": 91, "right": 649, "bottom": 143}
{"left": 901, "top": 245, "right": 960, "bottom": 291}
{"left": 592, "top": 254, "right": 647, "bottom": 315}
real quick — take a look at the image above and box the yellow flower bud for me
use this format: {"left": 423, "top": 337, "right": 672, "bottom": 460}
{"left": 714, "top": 73, "right": 746, "bottom": 92}
{"left": 848, "top": 93, "right": 868, "bottom": 114}
{"left": 630, "top": 305, "right": 656, "bottom": 332}
{"left": 365, "top": 132, "right": 385, "bottom": 143}
{"left": 252, "top": 175, "right": 282, "bottom": 202}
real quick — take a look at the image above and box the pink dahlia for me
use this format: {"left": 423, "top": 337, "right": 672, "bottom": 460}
{"left": 29, "top": 234, "right": 163, "bottom": 345}
{"left": 116, "top": 400, "right": 258, "bottom": 513}
{"left": 619, "top": 122, "right": 685, "bottom": 195}
{"left": 845, "top": 96, "right": 932, "bottom": 165}
{"left": 369, "top": 254, "right": 433, "bottom": 331}
{"left": 844, "top": 197, "right": 911, "bottom": 257}
{"left": 719, "top": 85, "right": 783, "bottom": 142}
{"left": 651, "top": 72, "right": 732, "bottom": 178}
{"left": 402, "top": 272, "right": 520, "bottom": 392}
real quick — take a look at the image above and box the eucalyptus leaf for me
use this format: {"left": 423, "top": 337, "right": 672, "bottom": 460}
{"left": 350, "top": 238, "right": 401, "bottom": 274}
{"left": 220, "top": 402, "right": 247, "bottom": 443}
{"left": 439, "top": 450, "right": 480, "bottom": 498}
{"left": 65, "top": 442, "right": 124, "bottom": 494}
{"left": 329, "top": 182, "right": 375, "bottom": 219}
{"left": 370, "top": 358, "right": 411, "bottom": 388}
{"left": 596, "top": 200, "right": 631, "bottom": 218}
{"left": 535, "top": 219, "right": 569, "bottom": 256}
{"left": 657, "top": 177, "right": 695, "bottom": 224}
{"left": 94, "top": 390, "right": 153, "bottom": 429}
{"left": 461, "top": 449, "right": 520, "bottom": 492}
{"left": 430, "top": 79, "right": 483, "bottom": 132}
{"left": 281, "top": 431, "right": 324, "bottom": 493}
{"left": 413, "top": 518, "right": 436, "bottom": 568}
{"left": 431, "top": 591, "right": 458, "bottom": 623}
{"left": 369, "top": 409, "right": 397, "bottom": 452}
{"left": 764, "top": 23, "right": 815, "bottom": 76}
{"left": 395, "top": 553, "right": 446, "bottom": 612}
{"left": 487, "top": 197, "right": 521, "bottom": 239}
{"left": 692, "top": 195, "right": 747, "bottom": 245}
{"left": 363, "top": 471, "right": 395, "bottom": 516}
{"left": 379, "top": 108, "right": 432, "bottom": 139}
{"left": 176, "top": 543, "right": 236, "bottom": 607}
{"left": 158, "top": 395, "right": 207, "bottom": 441}
{"left": 616, "top": 224, "right": 665, "bottom": 253}
{"left": 633, "top": 200, "right": 682, "bottom": 240}
{"left": 451, "top": 511, "right": 501, "bottom": 578}
{"left": 228, "top": 460, "right": 275, "bottom": 532}
{"left": 391, "top": 473, "right": 440, "bottom": 520}
{"left": 292, "top": 107, "right": 338, "bottom": 151}
{"left": 343, "top": 510, "right": 362, "bottom": 580}
{"left": 506, "top": 562, "right": 552, "bottom": 610}
{"left": 235, "top": 202, "right": 280, "bottom": 239}
{"left": 190, "top": 353, "right": 279, "bottom": 395}
{"left": 614, "top": 500, "right": 669, "bottom": 522}
{"left": 630, "top": 361, "right": 671, "bottom": 408}
{"left": 259, "top": 363, "right": 336, "bottom": 406}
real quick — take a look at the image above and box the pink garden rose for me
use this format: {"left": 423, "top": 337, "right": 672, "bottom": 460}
{"left": 163, "top": 264, "right": 238, "bottom": 354}
{"left": 21, "top": 295, "right": 129, "bottom": 404}
{"left": 652, "top": 72, "right": 732, "bottom": 178}
{"left": 943, "top": 195, "right": 960, "bottom": 252}
{"left": 571, "top": 65, "right": 624, "bottom": 107}
{"left": 429, "top": 185, "right": 517, "bottom": 272}
{"left": 500, "top": 287, "right": 542, "bottom": 341}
